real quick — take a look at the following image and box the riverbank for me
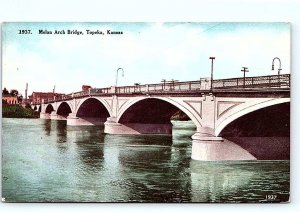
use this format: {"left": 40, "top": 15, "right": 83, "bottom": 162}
{"left": 171, "top": 110, "right": 190, "bottom": 121}
{"left": 2, "top": 105, "right": 39, "bottom": 118}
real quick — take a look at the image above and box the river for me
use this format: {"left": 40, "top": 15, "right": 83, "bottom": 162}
{"left": 2, "top": 118, "right": 289, "bottom": 203}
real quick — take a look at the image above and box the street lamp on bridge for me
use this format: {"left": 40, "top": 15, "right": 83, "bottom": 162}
{"left": 241, "top": 67, "right": 249, "bottom": 88}
{"left": 115, "top": 68, "right": 124, "bottom": 87}
{"left": 272, "top": 57, "right": 282, "bottom": 75}
{"left": 209, "top": 57, "right": 215, "bottom": 91}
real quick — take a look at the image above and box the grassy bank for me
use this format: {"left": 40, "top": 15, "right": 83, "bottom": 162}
{"left": 2, "top": 105, "right": 40, "bottom": 118}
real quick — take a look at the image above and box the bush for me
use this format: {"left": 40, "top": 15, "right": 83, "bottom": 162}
{"left": 2, "top": 105, "right": 39, "bottom": 118}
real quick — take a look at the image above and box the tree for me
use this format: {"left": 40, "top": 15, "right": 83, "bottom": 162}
{"left": 17, "top": 95, "right": 23, "bottom": 103}
{"left": 2, "top": 87, "right": 9, "bottom": 95}
{"left": 10, "top": 89, "right": 19, "bottom": 96}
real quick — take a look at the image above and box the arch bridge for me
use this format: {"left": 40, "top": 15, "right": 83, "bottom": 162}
{"left": 34, "top": 74, "right": 290, "bottom": 161}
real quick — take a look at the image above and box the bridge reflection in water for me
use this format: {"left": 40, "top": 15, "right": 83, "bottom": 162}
{"left": 2, "top": 118, "right": 289, "bottom": 202}
{"left": 189, "top": 160, "right": 289, "bottom": 203}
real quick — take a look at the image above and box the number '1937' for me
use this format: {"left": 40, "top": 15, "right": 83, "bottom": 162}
{"left": 266, "top": 194, "right": 277, "bottom": 200}
{"left": 18, "top": 30, "right": 31, "bottom": 34}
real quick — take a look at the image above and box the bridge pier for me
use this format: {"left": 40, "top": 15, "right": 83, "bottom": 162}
{"left": 191, "top": 139, "right": 257, "bottom": 161}
{"left": 49, "top": 111, "right": 65, "bottom": 120}
{"left": 104, "top": 117, "right": 172, "bottom": 135}
{"left": 191, "top": 127, "right": 256, "bottom": 161}
{"left": 67, "top": 113, "right": 80, "bottom": 125}
{"left": 67, "top": 113, "right": 106, "bottom": 126}
{"left": 40, "top": 112, "right": 50, "bottom": 119}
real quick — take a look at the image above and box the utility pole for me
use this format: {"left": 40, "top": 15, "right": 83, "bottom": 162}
{"left": 161, "top": 79, "right": 166, "bottom": 90}
{"left": 241, "top": 67, "right": 249, "bottom": 88}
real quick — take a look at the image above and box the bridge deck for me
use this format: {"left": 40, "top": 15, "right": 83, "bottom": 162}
{"left": 34, "top": 74, "right": 290, "bottom": 104}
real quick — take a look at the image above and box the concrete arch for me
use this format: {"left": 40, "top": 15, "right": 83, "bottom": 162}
{"left": 45, "top": 104, "right": 55, "bottom": 114}
{"left": 56, "top": 101, "right": 73, "bottom": 117}
{"left": 215, "top": 98, "right": 290, "bottom": 136}
{"left": 75, "top": 97, "right": 112, "bottom": 117}
{"left": 117, "top": 96, "right": 202, "bottom": 127}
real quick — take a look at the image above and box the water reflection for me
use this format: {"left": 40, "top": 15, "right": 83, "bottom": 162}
{"left": 2, "top": 118, "right": 290, "bottom": 202}
{"left": 114, "top": 135, "right": 192, "bottom": 202}
{"left": 66, "top": 125, "right": 106, "bottom": 175}
{"left": 56, "top": 120, "right": 67, "bottom": 143}
{"left": 189, "top": 161, "right": 289, "bottom": 203}
{"left": 53, "top": 120, "right": 69, "bottom": 155}
{"left": 43, "top": 119, "right": 52, "bottom": 136}
{"left": 190, "top": 161, "right": 252, "bottom": 202}
{"left": 118, "top": 136, "right": 172, "bottom": 168}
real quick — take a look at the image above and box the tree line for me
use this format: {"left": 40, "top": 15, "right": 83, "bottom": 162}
{"left": 2, "top": 88, "right": 23, "bottom": 103}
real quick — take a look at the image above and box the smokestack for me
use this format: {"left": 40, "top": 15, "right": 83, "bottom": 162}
{"left": 25, "top": 82, "right": 28, "bottom": 101}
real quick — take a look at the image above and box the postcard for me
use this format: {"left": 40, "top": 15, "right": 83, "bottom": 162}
{"left": 1, "top": 22, "right": 290, "bottom": 203}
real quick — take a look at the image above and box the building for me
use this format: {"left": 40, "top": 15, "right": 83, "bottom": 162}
{"left": 2, "top": 95, "right": 19, "bottom": 105}
{"left": 29, "top": 92, "right": 65, "bottom": 104}
{"left": 82, "top": 85, "right": 92, "bottom": 91}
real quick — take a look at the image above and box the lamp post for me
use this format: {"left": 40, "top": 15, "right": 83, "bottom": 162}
{"left": 272, "top": 57, "right": 282, "bottom": 75}
{"left": 241, "top": 67, "right": 249, "bottom": 88}
{"left": 115, "top": 68, "right": 124, "bottom": 87}
{"left": 272, "top": 57, "right": 282, "bottom": 87}
{"left": 209, "top": 57, "right": 215, "bottom": 91}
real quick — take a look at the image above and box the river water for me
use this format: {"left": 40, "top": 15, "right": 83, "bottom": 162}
{"left": 2, "top": 118, "right": 290, "bottom": 203}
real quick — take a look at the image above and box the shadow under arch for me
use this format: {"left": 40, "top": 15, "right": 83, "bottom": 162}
{"left": 45, "top": 104, "right": 54, "bottom": 114}
{"left": 76, "top": 97, "right": 111, "bottom": 125}
{"left": 215, "top": 98, "right": 290, "bottom": 136}
{"left": 219, "top": 102, "right": 290, "bottom": 160}
{"left": 117, "top": 97, "right": 201, "bottom": 127}
{"left": 116, "top": 97, "right": 198, "bottom": 135}
{"left": 57, "top": 102, "right": 72, "bottom": 118}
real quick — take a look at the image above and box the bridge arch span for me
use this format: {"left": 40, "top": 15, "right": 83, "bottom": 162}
{"left": 76, "top": 97, "right": 112, "bottom": 117}
{"left": 215, "top": 98, "right": 290, "bottom": 136}
{"left": 56, "top": 102, "right": 72, "bottom": 118}
{"left": 45, "top": 104, "right": 55, "bottom": 114}
{"left": 72, "top": 97, "right": 111, "bottom": 125}
{"left": 117, "top": 97, "right": 202, "bottom": 128}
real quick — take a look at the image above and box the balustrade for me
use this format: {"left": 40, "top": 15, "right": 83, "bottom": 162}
{"left": 40, "top": 74, "right": 290, "bottom": 104}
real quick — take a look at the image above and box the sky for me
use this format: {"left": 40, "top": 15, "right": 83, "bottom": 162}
{"left": 2, "top": 22, "right": 290, "bottom": 96}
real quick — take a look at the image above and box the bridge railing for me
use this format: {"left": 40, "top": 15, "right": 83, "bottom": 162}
{"left": 38, "top": 74, "right": 290, "bottom": 104}
{"left": 113, "top": 74, "right": 290, "bottom": 93}
{"left": 213, "top": 74, "right": 290, "bottom": 89}
{"left": 114, "top": 79, "right": 211, "bottom": 93}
